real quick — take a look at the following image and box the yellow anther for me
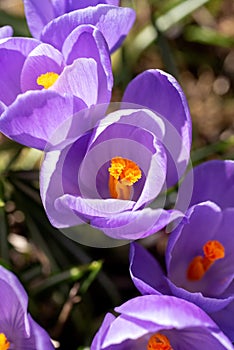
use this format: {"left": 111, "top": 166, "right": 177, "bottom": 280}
{"left": 147, "top": 333, "right": 173, "bottom": 350}
{"left": 37, "top": 72, "right": 59, "bottom": 89}
{"left": 0, "top": 333, "right": 10, "bottom": 350}
{"left": 108, "top": 157, "right": 142, "bottom": 200}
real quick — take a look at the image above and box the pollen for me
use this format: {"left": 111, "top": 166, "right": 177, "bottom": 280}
{"left": 187, "top": 240, "right": 225, "bottom": 281}
{"left": 37, "top": 72, "right": 59, "bottom": 89}
{"left": 203, "top": 240, "right": 225, "bottom": 261}
{"left": 147, "top": 333, "right": 173, "bottom": 350}
{"left": 0, "top": 333, "right": 10, "bottom": 350}
{"left": 108, "top": 157, "right": 142, "bottom": 200}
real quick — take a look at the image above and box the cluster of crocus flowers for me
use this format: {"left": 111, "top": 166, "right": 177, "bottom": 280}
{"left": 130, "top": 160, "right": 234, "bottom": 340}
{"left": 0, "top": 0, "right": 192, "bottom": 241}
{"left": 0, "top": 61, "right": 191, "bottom": 240}
{"left": 1, "top": 0, "right": 234, "bottom": 348}
{"left": 0, "top": 265, "right": 55, "bottom": 349}
{"left": 91, "top": 295, "right": 234, "bottom": 349}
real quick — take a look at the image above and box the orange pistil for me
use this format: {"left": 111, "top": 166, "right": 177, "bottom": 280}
{"left": 108, "top": 157, "right": 142, "bottom": 200}
{"left": 147, "top": 333, "right": 173, "bottom": 350}
{"left": 37, "top": 72, "right": 59, "bottom": 89}
{"left": 187, "top": 240, "right": 225, "bottom": 281}
{"left": 0, "top": 333, "right": 10, "bottom": 350}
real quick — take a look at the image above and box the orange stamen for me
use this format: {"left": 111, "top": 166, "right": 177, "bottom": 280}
{"left": 108, "top": 157, "right": 141, "bottom": 200}
{"left": 0, "top": 333, "right": 10, "bottom": 350}
{"left": 147, "top": 333, "right": 173, "bottom": 350}
{"left": 203, "top": 240, "right": 225, "bottom": 261}
{"left": 187, "top": 240, "right": 225, "bottom": 281}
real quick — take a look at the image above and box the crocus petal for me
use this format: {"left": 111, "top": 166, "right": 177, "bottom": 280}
{"left": 0, "top": 90, "right": 86, "bottom": 150}
{"left": 0, "top": 25, "right": 13, "bottom": 39}
{"left": 0, "top": 48, "right": 23, "bottom": 105}
{"left": 55, "top": 195, "right": 135, "bottom": 222}
{"left": 122, "top": 69, "right": 191, "bottom": 149}
{"left": 41, "top": 5, "right": 136, "bottom": 52}
{"left": 122, "top": 69, "right": 192, "bottom": 187}
{"left": 52, "top": 58, "right": 99, "bottom": 106}
{"left": 54, "top": 0, "right": 120, "bottom": 15}
{"left": 177, "top": 160, "right": 234, "bottom": 211}
{"left": 92, "top": 208, "right": 183, "bottom": 240}
{"left": 91, "top": 313, "right": 116, "bottom": 350}
{"left": 166, "top": 277, "right": 234, "bottom": 314}
{"left": 29, "top": 316, "right": 54, "bottom": 350}
{"left": 0, "top": 101, "right": 6, "bottom": 115}
{"left": 130, "top": 243, "right": 171, "bottom": 295}
{"left": 64, "top": 0, "right": 120, "bottom": 12}
{"left": 0, "top": 266, "right": 29, "bottom": 332}
{"left": 115, "top": 295, "right": 221, "bottom": 330}
{"left": 41, "top": 149, "right": 85, "bottom": 228}
{"left": 211, "top": 300, "right": 234, "bottom": 341}
{"left": 21, "top": 43, "right": 64, "bottom": 92}
{"left": 0, "top": 37, "right": 39, "bottom": 105}
{"left": 62, "top": 25, "right": 113, "bottom": 103}
{"left": 23, "top": 0, "right": 55, "bottom": 39}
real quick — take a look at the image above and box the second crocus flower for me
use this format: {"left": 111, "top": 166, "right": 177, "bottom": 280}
{"left": 91, "top": 294, "right": 234, "bottom": 350}
{"left": 130, "top": 160, "right": 234, "bottom": 340}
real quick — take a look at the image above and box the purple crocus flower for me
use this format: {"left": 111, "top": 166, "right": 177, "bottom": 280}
{"left": 37, "top": 69, "right": 191, "bottom": 241}
{"left": 23, "top": 1, "right": 135, "bottom": 53}
{"left": 0, "top": 25, "right": 113, "bottom": 148}
{"left": 130, "top": 160, "right": 234, "bottom": 339}
{"left": 0, "top": 265, "right": 54, "bottom": 349}
{"left": 91, "top": 294, "right": 234, "bottom": 349}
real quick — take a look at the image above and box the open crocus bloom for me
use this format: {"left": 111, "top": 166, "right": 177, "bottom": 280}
{"left": 0, "top": 25, "right": 113, "bottom": 148}
{"left": 0, "top": 266, "right": 54, "bottom": 349}
{"left": 91, "top": 295, "right": 234, "bottom": 350}
{"left": 23, "top": 1, "right": 135, "bottom": 53}
{"left": 0, "top": 68, "right": 191, "bottom": 241}
{"left": 130, "top": 160, "right": 234, "bottom": 340}
{"left": 37, "top": 69, "right": 191, "bottom": 241}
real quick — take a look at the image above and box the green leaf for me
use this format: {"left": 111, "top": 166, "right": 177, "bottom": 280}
{"left": 191, "top": 137, "right": 234, "bottom": 164}
{"left": 184, "top": 25, "right": 234, "bottom": 47}
{"left": 0, "top": 180, "right": 9, "bottom": 263}
{"left": 31, "top": 261, "right": 103, "bottom": 295}
{"left": 155, "top": 0, "right": 211, "bottom": 32}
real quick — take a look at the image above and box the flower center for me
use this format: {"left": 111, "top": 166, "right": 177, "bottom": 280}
{"left": 108, "top": 157, "right": 142, "bottom": 200}
{"left": 0, "top": 333, "right": 10, "bottom": 350}
{"left": 37, "top": 72, "right": 59, "bottom": 89}
{"left": 147, "top": 333, "right": 173, "bottom": 350}
{"left": 187, "top": 240, "right": 225, "bottom": 281}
